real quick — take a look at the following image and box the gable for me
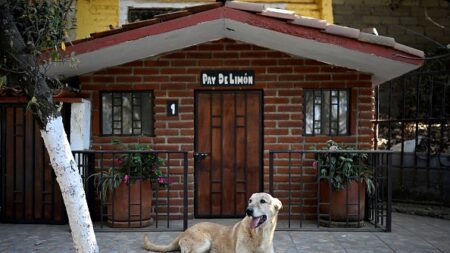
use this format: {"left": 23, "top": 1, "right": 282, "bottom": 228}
{"left": 81, "top": 38, "right": 370, "bottom": 88}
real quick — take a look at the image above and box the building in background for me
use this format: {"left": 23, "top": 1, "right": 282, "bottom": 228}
{"left": 75, "top": 0, "right": 333, "bottom": 39}
{"left": 333, "top": 0, "right": 449, "bottom": 52}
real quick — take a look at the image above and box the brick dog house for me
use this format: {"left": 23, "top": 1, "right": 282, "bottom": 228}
{"left": 1, "top": 2, "right": 424, "bottom": 224}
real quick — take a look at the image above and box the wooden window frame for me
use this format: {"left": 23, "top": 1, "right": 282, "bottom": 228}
{"left": 100, "top": 91, "right": 154, "bottom": 136}
{"left": 304, "top": 89, "right": 350, "bottom": 136}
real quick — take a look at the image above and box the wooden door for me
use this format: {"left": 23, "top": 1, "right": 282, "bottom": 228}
{"left": 195, "top": 91, "right": 263, "bottom": 218}
{"left": 0, "top": 105, "right": 66, "bottom": 224}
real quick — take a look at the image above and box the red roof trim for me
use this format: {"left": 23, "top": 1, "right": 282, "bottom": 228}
{"left": 66, "top": 8, "right": 224, "bottom": 56}
{"left": 222, "top": 8, "right": 422, "bottom": 66}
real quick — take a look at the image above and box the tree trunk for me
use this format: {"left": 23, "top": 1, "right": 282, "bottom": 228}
{"left": 41, "top": 116, "right": 99, "bottom": 252}
{"left": 0, "top": 2, "right": 99, "bottom": 252}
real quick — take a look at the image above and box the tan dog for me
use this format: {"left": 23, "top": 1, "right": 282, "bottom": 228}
{"left": 143, "top": 192, "right": 282, "bottom": 253}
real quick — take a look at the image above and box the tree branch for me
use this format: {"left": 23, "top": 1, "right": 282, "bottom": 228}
{"left": 0, "top": 1, "right": 59, "bottom": 125}
{"left": 394, "top": 52, "right": 450, "bottom": 60}
{"left": 0, "top": 66, "right": 26, "bottom": 74}
{"left": 425, "top": 8, "right": 446, "bottom": 30}
{"left": 393, "top": 24, "right": 447, "bottom": 49}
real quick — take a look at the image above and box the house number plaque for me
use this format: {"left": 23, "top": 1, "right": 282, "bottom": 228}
{"left": 167, "top": 100, "right": 178, "bottom": 116}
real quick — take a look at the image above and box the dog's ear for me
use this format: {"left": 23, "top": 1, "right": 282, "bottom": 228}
{"left": 273, "top": 197, "right": 282, "bottom": 211}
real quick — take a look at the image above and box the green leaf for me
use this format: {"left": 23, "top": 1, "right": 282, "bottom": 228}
{"left": 26, "top": 96, "right": 38, "bottom": 111}
{"left": 0, "top": 76, "right": 6, "bottom": 88}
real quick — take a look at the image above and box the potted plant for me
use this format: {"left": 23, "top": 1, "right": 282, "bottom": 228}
{"left": 90, "top": 143, "right": 166, "bottom": 228}
{"left": 315, "top": 140, "right": 375, "bottom": 226}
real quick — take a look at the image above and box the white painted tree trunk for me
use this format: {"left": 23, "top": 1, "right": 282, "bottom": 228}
{"left": 40, "top": 116, "right": 98, "bottom": 253}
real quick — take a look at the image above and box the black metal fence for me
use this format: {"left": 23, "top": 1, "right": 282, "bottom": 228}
{"left": 72, "top": 150, "right": 188, "bottom": 231}
{"left": 269, "top": 150, "right": 392, "bottom": 231}
{"left": 72, "top": 149, "right": 391, "bottom": 231}
{"left": 374, "top": 57, "right": 450, "bottom": 204}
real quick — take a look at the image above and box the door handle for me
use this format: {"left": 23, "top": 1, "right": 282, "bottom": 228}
{"left": 193, "top": 152, "right": 209, "bottom": 161}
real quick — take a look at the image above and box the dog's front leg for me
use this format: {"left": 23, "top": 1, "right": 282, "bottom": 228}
{"left": 264, "top": 246, "right": 275, "bottom": 253}
{"left": 235, "top": 245, "right": 253, "bottom": 253}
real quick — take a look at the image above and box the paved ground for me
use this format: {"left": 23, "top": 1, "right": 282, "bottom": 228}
{"left": 1, "top": 212, "right": 450, "bottom": 252}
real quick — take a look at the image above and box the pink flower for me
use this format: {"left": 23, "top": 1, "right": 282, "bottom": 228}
{"left": 312, "top": 161, "right": 318, "bottom": 168}
{"left": 115, "top": 158, "right": 123, "bottom": 166}
{"left": 123, "top": 174, "right": 129, "bottom": 184}
{"left": 329, "top": 145, "right": 338, "bottom": 151}
{"left": 158, "top": 177, "right": 174, "bottom": 185}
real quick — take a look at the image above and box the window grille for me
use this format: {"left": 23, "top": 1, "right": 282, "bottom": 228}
{"left": 305, "top": 89, "right": 349, "bottom": 135}
{"left": 101, "top": 91, "right": 153, "bottom": 136}
{"left": 128, "top": 8, "right": 178, "bottom": 23}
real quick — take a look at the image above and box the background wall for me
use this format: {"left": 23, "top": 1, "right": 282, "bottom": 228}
{"left": 76, "top": 0, "right": 119, "bottom": 39}
{"left": 333, "top": 0, "right": 450, "bottom": 52}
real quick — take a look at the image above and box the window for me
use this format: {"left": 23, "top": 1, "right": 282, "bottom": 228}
{"left": 101, "top": 91, "right": 153, "bottom": 136}
{"left": 128, "top": 8, "right": 178, "bottom": 23}
{"left": 304, "top": 89, "right": 349, "bottom": 135}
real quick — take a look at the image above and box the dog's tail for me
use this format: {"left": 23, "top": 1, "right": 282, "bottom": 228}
{"left": 143, "top": 234, "right": 180, "bottom": 252}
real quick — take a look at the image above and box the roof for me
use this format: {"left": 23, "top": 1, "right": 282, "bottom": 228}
{"left": 46, "top": 2, "right": 424, "bottom": 86}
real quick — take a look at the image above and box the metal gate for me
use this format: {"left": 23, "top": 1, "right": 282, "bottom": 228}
{"left": 0, "top": 104, "right": 69, "bottom": 224}
{"left": 374, "top": 57, "right": 450, "bottom": 204}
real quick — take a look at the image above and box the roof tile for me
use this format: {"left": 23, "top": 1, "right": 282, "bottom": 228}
{"left": 122, "top": 19, "right": 160, "bottom": 30}
{"left": 324, "top": 24, "right": 360, "bottom": 39}
{"left": 358, "top": 32, "right": 396, "bottom": 47}
{"left": 90, "top": 28, "right": 125, "bottom": 38}
{"left": 290, "top": 16, "right": 327, "bottom": 30}
{"left": 225, "top": 1, "right": 265, "bottom": 13}
{"left": 185, "top": 3, "right": 222, "bottom": 13}
{"left": 154, "top": 10, "right": 191, "bottom": 22}
{"left": 260, "top": 7, "right": 296, "bottom": 20}
{"left": 394, "top": 43, "right": 425, "bottom": 58}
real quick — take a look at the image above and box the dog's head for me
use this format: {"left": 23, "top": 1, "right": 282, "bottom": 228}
{"left": 245, "top": 193, "right": 282, "bottom": 230}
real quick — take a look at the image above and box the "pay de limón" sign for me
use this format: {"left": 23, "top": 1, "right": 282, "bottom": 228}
{"left": 201, "top": 70, "right": 255, "bottom": 86}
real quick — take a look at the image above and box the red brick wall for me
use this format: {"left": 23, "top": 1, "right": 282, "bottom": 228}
{"left": 80, "top": 38, "right": 374, "bottom": 219}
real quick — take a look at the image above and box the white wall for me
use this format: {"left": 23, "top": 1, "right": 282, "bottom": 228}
{"left": 70, "top": 99, "right": 91, "bottom": 150}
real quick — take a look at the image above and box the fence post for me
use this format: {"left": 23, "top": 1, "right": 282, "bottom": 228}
{"left": 183, "top": 152, "right": 188, "bottom": 231}
{"left": 386, "top": 152, "right": 392, "bottom": 232}
{"left": 269, "top": 151, "right": 274, "bottom": 195}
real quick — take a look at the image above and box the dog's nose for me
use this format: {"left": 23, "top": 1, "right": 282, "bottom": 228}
{"left": 246, "top": 208, "right": 253, "bottom": 216}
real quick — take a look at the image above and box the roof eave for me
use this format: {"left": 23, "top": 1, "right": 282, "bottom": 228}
{"left": 45, "top": 19, "right": 224, "bottom": 79}
{"left": 223, "top": 19, "right": 421, "bottom": 86}
{"left": 44, "top": 7, "right": 423, "bottom": 86}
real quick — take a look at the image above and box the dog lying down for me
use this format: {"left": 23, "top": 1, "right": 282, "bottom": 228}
{"left": 143, "top": 192, "right": 282, "bottom": 253}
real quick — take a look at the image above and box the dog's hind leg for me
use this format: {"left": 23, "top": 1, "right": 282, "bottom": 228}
{"left": 143, "top": 234, "right": 181, "bottom": 252}
{"left": 179, "top": 238, "right": 211, "bottom": 253}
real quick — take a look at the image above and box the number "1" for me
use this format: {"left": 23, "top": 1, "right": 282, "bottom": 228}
{"left": 170, "top": 103, "right": 176, "bottom": 115}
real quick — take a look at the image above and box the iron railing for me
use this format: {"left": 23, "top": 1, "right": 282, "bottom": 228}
{"left": 72, "top": 150, "right": 188, "bottom": 231}
{"left": 269, "top": 150, "right": 392, "bottom": 231}
{"left": 374, "top": 60, "right": 450, "bottom": 204}
{"left": 72, "top": 149, "right": 391, "bottom": 231}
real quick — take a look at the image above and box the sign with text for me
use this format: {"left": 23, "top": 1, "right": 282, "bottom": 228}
{"left": 201, "top": 70, "right": 255, "bottom": 86}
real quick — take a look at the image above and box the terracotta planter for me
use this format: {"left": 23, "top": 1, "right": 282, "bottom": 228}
{"left": 320, "top": 180, "right": 365, "bottom": 222}
{"left": 107, "top": 179, "right": 153, "bottom": 228}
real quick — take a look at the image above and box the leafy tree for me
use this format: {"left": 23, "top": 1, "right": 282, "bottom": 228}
{"left": 0, "top": 1, "right": 98, "bottom": 252}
